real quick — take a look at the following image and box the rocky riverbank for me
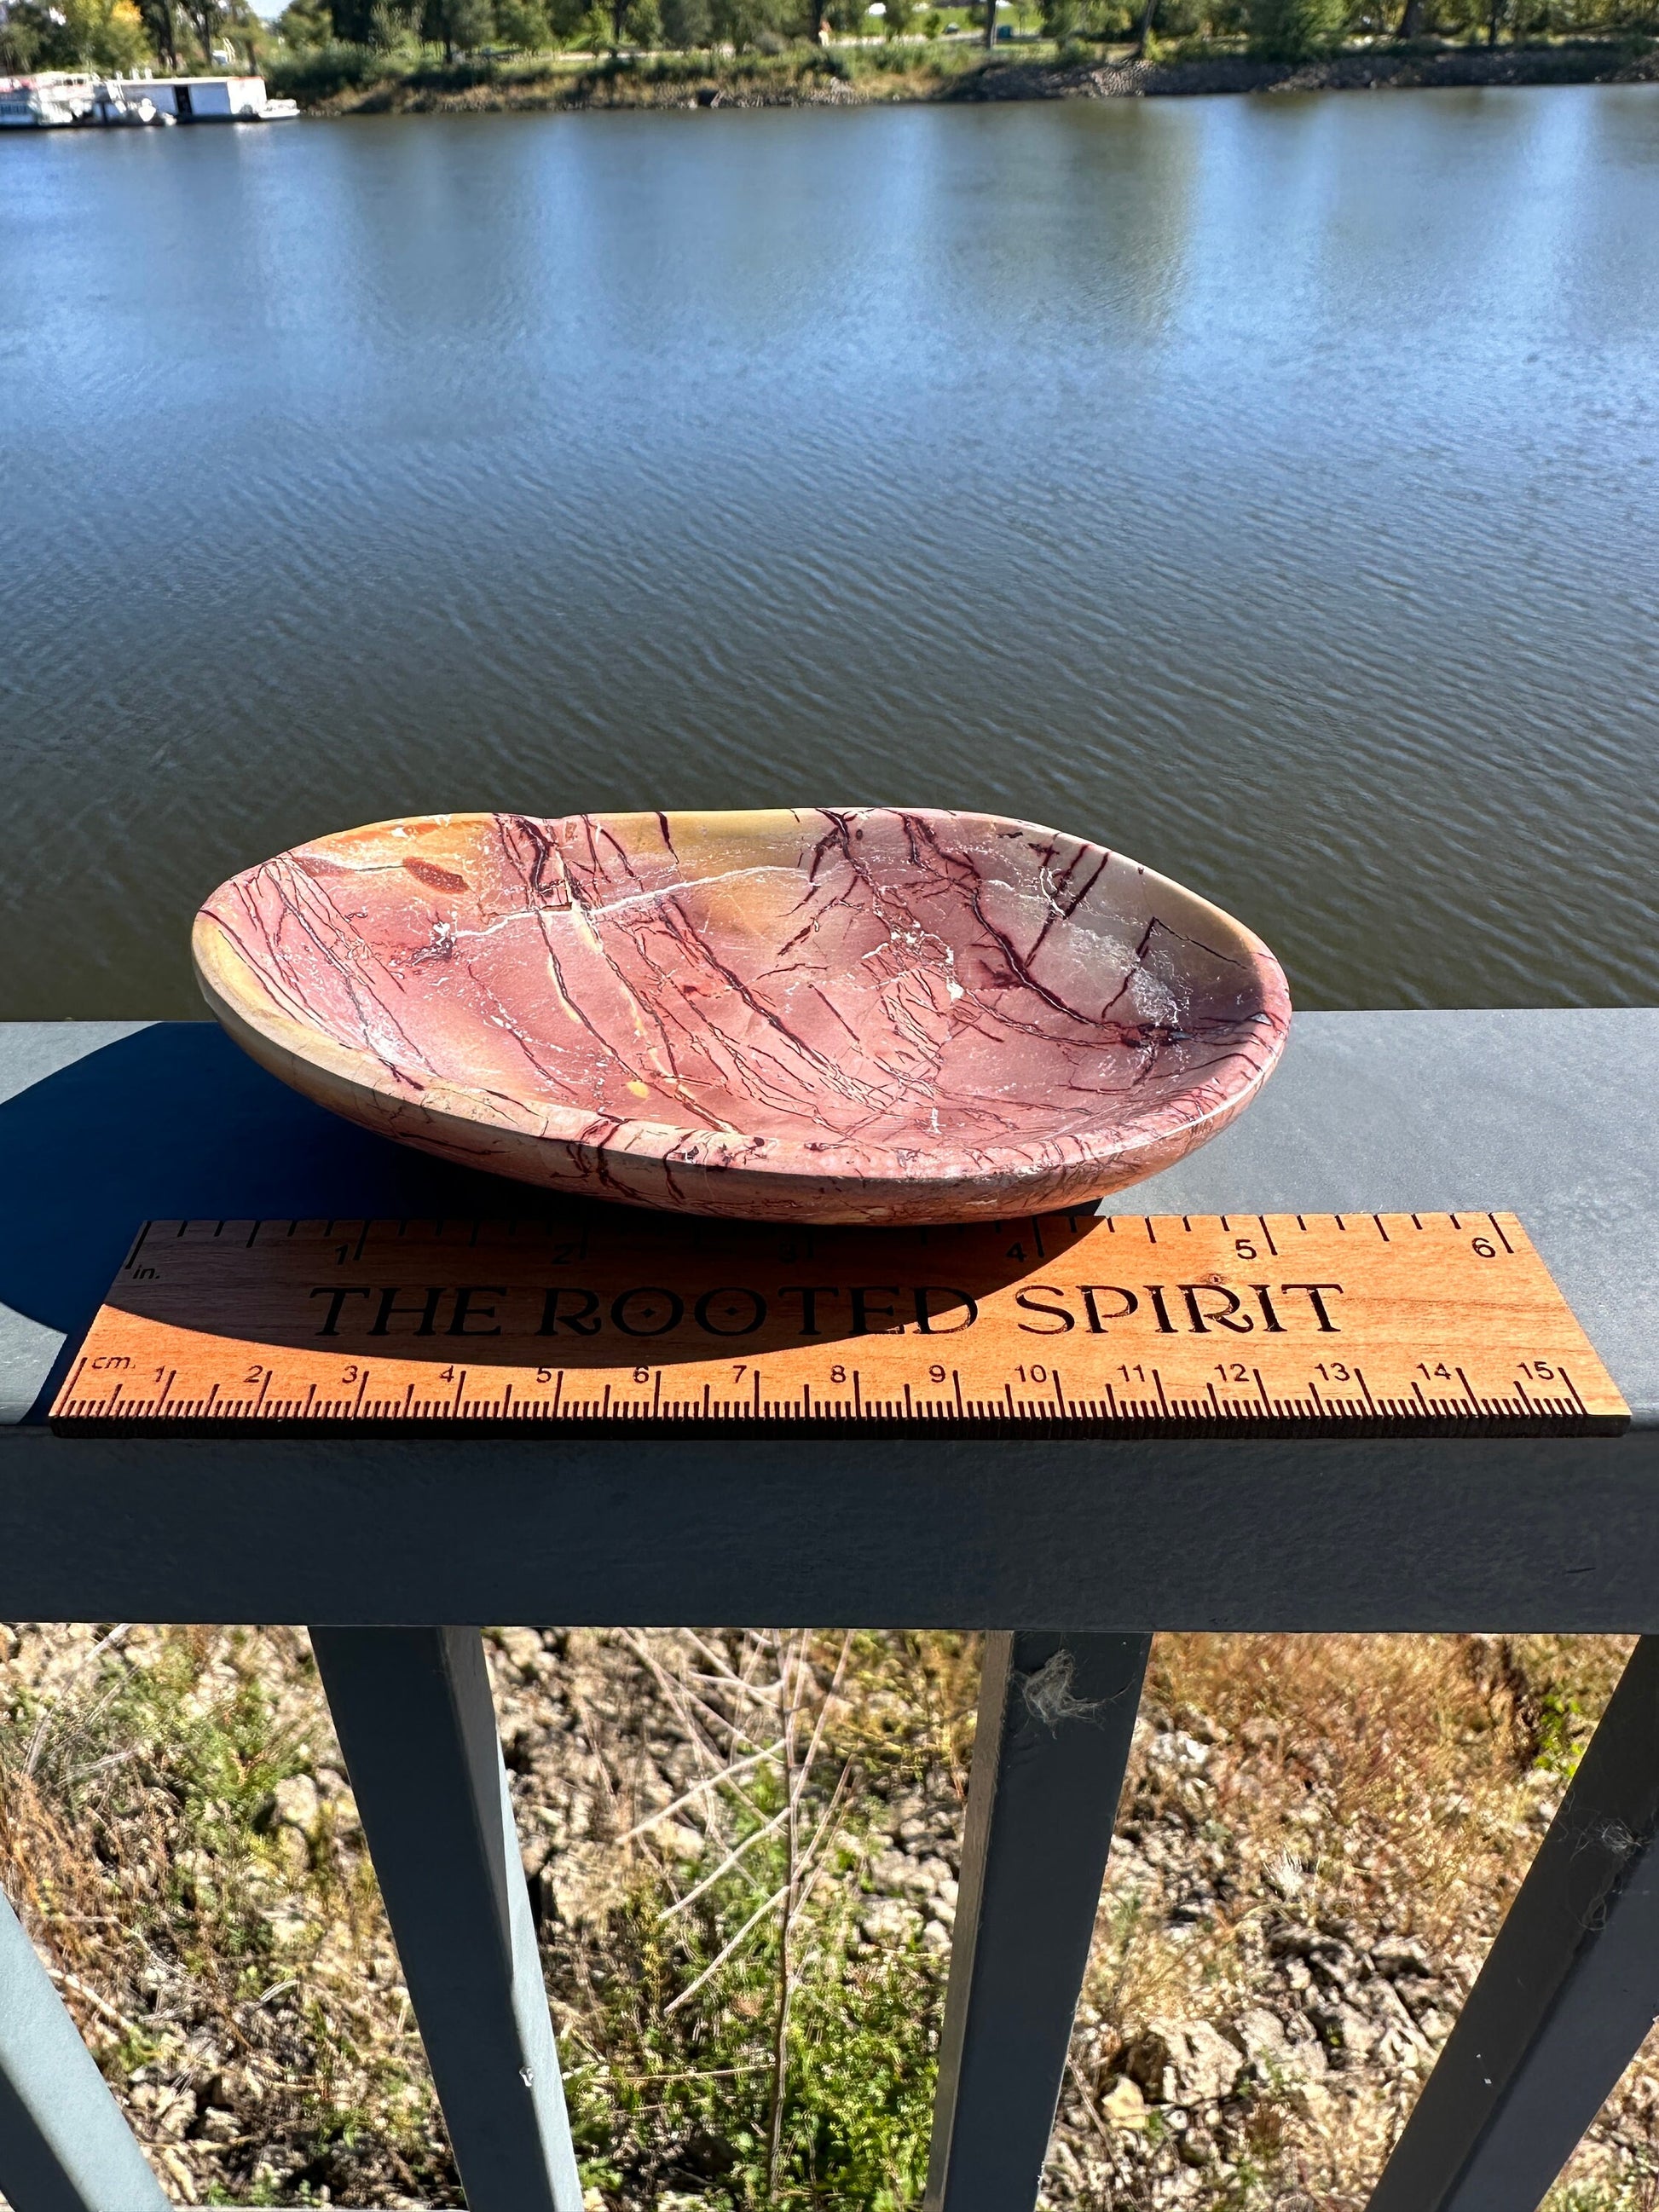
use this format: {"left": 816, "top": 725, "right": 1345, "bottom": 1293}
{"left": 288, "top": 37, "right": 1657, "bottom": 115}
{"left": 957, "top": 38, "right": 1659, "bottom": 99}
{"left": 3, "top": 1621, "right": 1656, "bottom": 2207}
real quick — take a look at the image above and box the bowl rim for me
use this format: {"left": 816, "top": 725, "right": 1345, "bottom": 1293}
{"left": 193, "top": 806, "right": 1292, "bottom": 1193}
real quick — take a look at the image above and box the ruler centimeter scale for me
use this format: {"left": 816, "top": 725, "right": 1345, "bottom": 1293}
{"left": 51, "top": 1210, "right": 1627, "bottom": 1440}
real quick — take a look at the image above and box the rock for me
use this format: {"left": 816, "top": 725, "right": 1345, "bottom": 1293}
{"left": 922, "top": 1917, "right": 952, "bottom": 1952}
{"left": 859, "top": 1897, "right": 920, "bottom": 1945}
{"left": 156, "top": 2146, "right": 199, "bottom": 2203}
{"left": 1312, "top": 2001, "right": 1379, "bottom": 2065}
{"left": 494, "top": 1626, "right": 549, "bottom": 1678}
{"left": 1177, "top": 2121, "right": 1216, "bottom": 2167}
{"left": 132, "top": 2081, "right": 197, "bottom": 2138}
{"left": 540, "top": 1839, "right": 626, "bottom": 1932}
{"left": 1124, "top": 2019, "right": 1245, "bottom": 2106}
{"left": 1146, "top": 1731, "right": 1212, "bottom": 1776}
{"left": 1101, "top": 2073, "right": 1148, "bottom": 2130}
{"left": 1371, "top": 1936, "right": 1432, "bottom": 1980}
{"left": 271, "top": 1775, "right": 321, "bottom": 1837}
{"left": 1232, "top": 2007, "right": 1291, "bottom": 2069}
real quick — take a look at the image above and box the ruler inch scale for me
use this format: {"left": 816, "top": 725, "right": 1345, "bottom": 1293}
{"left": 51, "top": 1210, "right": 1627, "bottom": 1441}
{"left": 49, "top": 1203, "right": 1627, "bottom": 1441}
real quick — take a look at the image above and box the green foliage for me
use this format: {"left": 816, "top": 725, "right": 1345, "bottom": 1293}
{"left": 494, "top": 0, "right": 552, "bottom": 44}
{"left": 1545, "top": 2186, "right": 1659, "bottom": 2212}
{"left": 1038, "top": 0, "right": 1141, "bottom": 38}
{"left": 3, "top": 0, "right": 153, "bottom": 66}
{"left": 660, "top": 0, "right": 713, "bottom": 45}
{"left": 1246, "top": 0, "right": 1343, "bottom": 55}
{"left": 883, "top": 0, "right": 916, "bottom": 32}
{"left": 560, "top": 1807, "right": 941, "bottom": 2206}
{"left": 276, "top": 0, "right": 338, "bottom": 45}
{"left": 133, "top": 0, "right": 178, "bottom": 62}
{"left": 0, "top": 3, "right": 46, "bottom": 63}
{"left": 423, "top": 0, "right": 493, "bottom": 54}
{"left": 708, "top": 0, "right": 795, "bottom": 45}
{"left": 1531, "top": 1687, "right": 1595, "bottom": 1778}
{"left": 327, "top": 0, "right": 418, "bottom": 47}
{"left": 267, "top": 36, "right": 390, "bottom": 91}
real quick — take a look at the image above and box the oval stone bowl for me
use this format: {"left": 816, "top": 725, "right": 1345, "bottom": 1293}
{"left": 194, "top": 808, "right": 1291, "bottom": 1226}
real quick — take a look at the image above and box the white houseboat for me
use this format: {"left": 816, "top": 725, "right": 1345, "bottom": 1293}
{"left": 124, "top": 72, "right": 273, "bottom": 118}
{"left": 0, "top": 72, "right": 297, "bottom": 127}
{"left": 0, "top": 72, "right": 95, "bottom": 127}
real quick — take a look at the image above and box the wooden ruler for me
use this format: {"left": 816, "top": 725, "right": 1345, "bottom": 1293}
{"left": 51, "top": 1210, "right": 1627, "bottom": 1439}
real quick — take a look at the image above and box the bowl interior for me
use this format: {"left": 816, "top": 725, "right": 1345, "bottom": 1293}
{"left": 198, "top": 808, "right": 1285, "bottom": 1156}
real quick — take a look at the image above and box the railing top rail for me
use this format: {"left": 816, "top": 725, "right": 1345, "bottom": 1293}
{"left": 0, "top": 1010, "right": 1655, "bottom": 1629}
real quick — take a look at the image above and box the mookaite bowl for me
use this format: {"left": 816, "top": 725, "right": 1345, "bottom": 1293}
{"left": 194, "top": 809, "right": 1291, "bottom": 1225}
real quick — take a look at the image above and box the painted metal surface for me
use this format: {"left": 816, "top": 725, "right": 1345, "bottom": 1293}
{"left": 1367, "top": 1633, "right": 1659, "bottom": 2212}
{"left": 926, "top": 1632, "right": 1151, "bottom": 2212}
{"left": 309, "top": 1626, "right": 582, "bottom": 2212}
{"left": 3, "top": 1009, "right": 1657, "bottom": 1428}
{"left": 1, "top": 1012, "right": 1657, "bottom": 2208}
{"left": 0, "top": 1014, "right": 1656, "bottom": 1624}
{"left": 0, "top": 1882, "right": 170, "bottom": 2212}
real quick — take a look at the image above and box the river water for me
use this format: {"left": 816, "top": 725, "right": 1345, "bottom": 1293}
{"left": 3, "top": 91, "right": 1656, "bottom": 1017}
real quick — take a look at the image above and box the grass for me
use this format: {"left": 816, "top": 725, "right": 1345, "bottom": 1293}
{"left": 4, "top": 1622, "right": 1659, "bottom": 2207}
{"left": 266, "top": 38, "right": 997, "bottom": 109}
{"left": 264, "top": 26, "right": 1656, "bottom": 109}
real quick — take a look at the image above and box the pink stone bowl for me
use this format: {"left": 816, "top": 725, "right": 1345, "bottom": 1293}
{"left": 193, "top": 809, "right": 1291, "bottom": 1225}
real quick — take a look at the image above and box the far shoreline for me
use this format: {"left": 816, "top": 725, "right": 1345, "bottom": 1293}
{"left": 282, "top": 37, "right": 1659, "bottom": 115}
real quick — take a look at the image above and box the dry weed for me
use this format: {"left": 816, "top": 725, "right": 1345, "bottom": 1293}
{"left": 3, "top": 1623, "right": 1656, "bottom": 2209}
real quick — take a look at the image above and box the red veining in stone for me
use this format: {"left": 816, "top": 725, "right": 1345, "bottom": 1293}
{"left": 193, "top": 808, "right": 1292, "bottom": 1223}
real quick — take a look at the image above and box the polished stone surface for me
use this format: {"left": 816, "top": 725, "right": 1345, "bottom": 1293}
{"left": 194, "top": 809, "right": 1290, "bottom": 1223}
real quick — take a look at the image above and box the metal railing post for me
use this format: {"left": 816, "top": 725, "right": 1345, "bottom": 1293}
{"left": 1367, "top": 1633, "right": 1659, "bottom": 2212}
{"left": 0, "top": 1880, "right": 170, "bottom": 2212}
{"left": 309, "top": 1625, "right": 582, "bottom": 2212}
{"left": 925, "top": 1629, "right": 1151, "bottom": 2212}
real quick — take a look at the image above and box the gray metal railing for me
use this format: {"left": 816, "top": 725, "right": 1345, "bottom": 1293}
{"left": 2, "top": 1008, "right": 1656, "bottom": 2210}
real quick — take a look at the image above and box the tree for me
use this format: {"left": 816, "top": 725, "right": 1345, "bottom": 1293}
{"left": 174, "top": 0, "right": 265, "bottom": 62}
{"left": 494, "top": 0, "right": 550, "bottom": 42}
{"left": 276, "top": 0, "right": 334, "bottom": 44}
{"left": 660, "top": 0, "right": 710, "bottom": 43}
{"left": 0, "top": 3, "right": 43, "bottom": 64}
{"left": 1246, "top": 0, "right": 1344, "bottom": 52}
{"left": 135, "top": 0, "right": 179, "bottom": 61}
{"left": 422, "top": 0, "right": 490, "bottom": 52}
{"left": 709, "top": 0, "right": 791, "bottom": 39}
{"left": 330, "top": 0, "right": 417, "bottom": 40}
{"left": 25, "top": 0, "right": 155, "bottom": 66}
